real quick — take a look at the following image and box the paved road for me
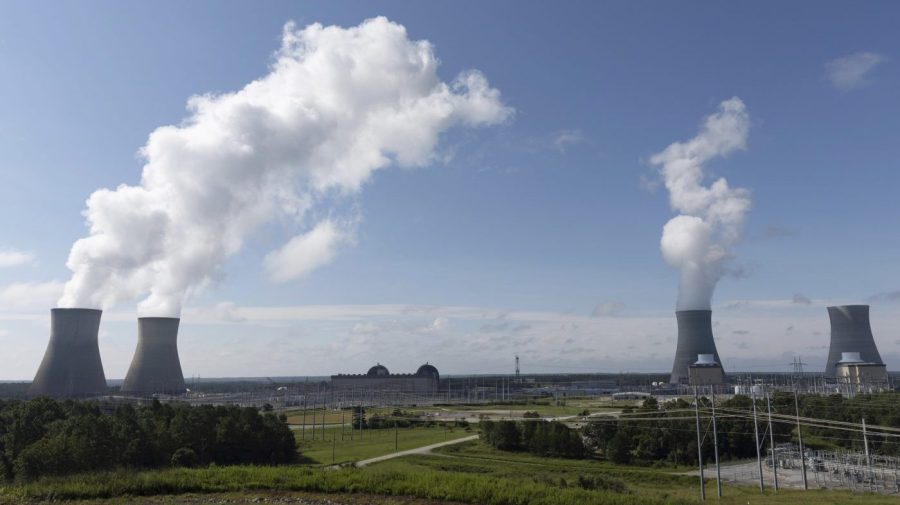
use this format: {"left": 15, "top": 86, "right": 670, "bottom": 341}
{"left": 354, "top": 434, "right": 479, "bottom": 467}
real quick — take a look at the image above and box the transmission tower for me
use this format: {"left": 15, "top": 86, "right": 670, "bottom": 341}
{"left": 515, "top": 355, "right": 520, "bottom": 382}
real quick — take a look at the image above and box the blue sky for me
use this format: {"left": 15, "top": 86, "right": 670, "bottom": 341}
{"left": 0, "top": 1, "right": 898, "bottom": 379}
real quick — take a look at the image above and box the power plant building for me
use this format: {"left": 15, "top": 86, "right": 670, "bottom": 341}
{"left": 834, "top": 352, "right": 888, "bottom": 392}
{"left": 121, "top": 317, "right": 187, "bottom": 395}
{"left": 670, "top": 310, "right": 724, "bottom": 384}
{"left": 30, "top": 308, "right": 108, "bottom": 398}
{"left": 688, "top": 353, "right": 724, "bottom": 386}
{"left": 825, "top": 305, "right": 884, "bottom": 377}
{"left": 331, "top": 363, "right": 440, "bottom": 393}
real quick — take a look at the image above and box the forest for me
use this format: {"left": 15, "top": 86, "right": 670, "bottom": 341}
{"left": 0, "top": 398, "right": 297, "bottom": 481}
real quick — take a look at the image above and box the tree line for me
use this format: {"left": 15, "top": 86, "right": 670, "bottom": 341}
{"left": 481, "top": 419, "right": 585, "bottom": 459}
{"left": 582, "top": 392, "right": 900, "bottom": 466}
{"left": 478, "top": 393, "right": 900, "bottom": 466}
{"left": 0, "top": 397, "right": 297, "bottom": 481}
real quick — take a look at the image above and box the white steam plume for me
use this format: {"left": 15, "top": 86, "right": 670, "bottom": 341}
{"left": 58, "top": 17, "right": 512, "bottom": 316}
{"left": 651, "top": 98, "right": 750, "bottom": 310}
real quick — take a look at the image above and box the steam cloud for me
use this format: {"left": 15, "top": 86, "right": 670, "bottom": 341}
{"left": 651, "top": 98, "right": 751, "bottom": 310}
{"left": 58, "top": 17, "right": 511, "bottom": 316}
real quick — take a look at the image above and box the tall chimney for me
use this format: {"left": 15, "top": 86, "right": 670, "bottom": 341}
{"left": 825, "top": 305, "right": 884, "bottom": 377}
{"left": 670, "top": 309, "right": 724, "bottom": 384}
{"left": 29, "top": 308, "right": 107, "bottom": 397}
{"left": 121, "top": 317, "right": 186, "bottom": 395}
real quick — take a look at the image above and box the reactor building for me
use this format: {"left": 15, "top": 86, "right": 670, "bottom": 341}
{"left": 824, "top": 305, "right": 885, "bottom": 377}
{"left": 29, "top": 308, "right": 108, "bottom": 398}
{"left": 121, "top": 317, "right": 187, "bottom": 395}
{"left": 331, "top": 363, "right": 440, "bottom": 393}
{"left": 670, "top": 310, "right": 724, "bottom": 384}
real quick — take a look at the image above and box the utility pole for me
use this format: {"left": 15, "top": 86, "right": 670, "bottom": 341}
{"left": 751, "top": 383, "right": 764, "bottom": 493}
{"left": 693, "top": 386, "right": 706, "bottom": 501}
{"left": 710, "top": 385, "right": 722, "bottom": 498}
{"left": 766, "top": 390, "right": 779, "bottom": 491}
{"left": 792, "top": 378, "right": 808, "bottom": 490}
{"left": 862, "top": 416, "right": 872, "bottom": 487}
{"left": 301, "top": 396, "right": 307, "bottom": 440}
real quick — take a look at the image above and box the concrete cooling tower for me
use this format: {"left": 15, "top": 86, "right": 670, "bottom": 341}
{"left": 122, "top": 317, "right": 186, "bottom": 395}
{"left": 670, "top": 309, "right": 724, "bottom": 384}
{"left": 825, "top": 305, "right": 884, "bottom": 377}
{"left": 29, "top": 308, "right": 107, "bottom": 398}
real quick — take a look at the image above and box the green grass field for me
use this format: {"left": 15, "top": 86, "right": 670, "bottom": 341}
{"left": 2, "top": 424, "right": 896, "bottom": 505}
{"left": 363, "top": 400, "right": 627, "bottom": 418}
{"left": 284, "top": 409, "right": 349, "bottom": 426}
{"left": 283, "top": 400, "right": 623, "bottom": 428}
{"left": 295, "top": 425, "right": 474, "bottom": 465}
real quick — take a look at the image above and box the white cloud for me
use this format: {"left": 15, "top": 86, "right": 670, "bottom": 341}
{"left": 264, "top": 219, "right": 351, "bottom": 283}
{"left": 0, "top": 281, "right": 65, "bottom": 311}
{"left": 0, "top": 249, "right": 34, "bottom": 268}
{"left": 550, "top": 129, "right": 585, "bottom": 152}
{"left": 58, "top": 16, "right": 512, "bottom": 317}
{"left": 825, "top": 52, "right": 886, "bottom": 91}
{"left": 592, "top": 302, "right": 624, "bottom": 317}
{"left": 651, "top": 98, "right": 751, "bottom": 310}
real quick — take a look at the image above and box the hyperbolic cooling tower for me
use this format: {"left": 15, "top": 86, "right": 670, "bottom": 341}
{"left": 29, "top": 308, "right": 108, "bottom": 397}
{"left": 670, "top": 310, "right": 724, "bottom": 384}
{"left": 122, "top": 317, "right": 186, "bottom": 395}
{"left": 824, "top": 305, "right": 884, "bottom": 377}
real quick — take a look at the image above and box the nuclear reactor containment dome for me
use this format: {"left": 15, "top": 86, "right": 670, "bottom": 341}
{"left": 29, "top": 308, "right": 108, "bottom": 398}
{"left": 670, "top": 310, "right": 724, "bottom": 384}
{"left": 825, "top": 305, "right": 884, "bottom": 377}
{"left": 416, "top": 363, "right": 440, "bottom": 381}
{"left": 122, "top": 317, "right": 186, "bottom": 395}
{"left": 367, "top": 364, "right": 390, "bottom": 377}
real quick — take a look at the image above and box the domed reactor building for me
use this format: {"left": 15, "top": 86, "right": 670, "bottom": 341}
{"left": 331, "top": 363, "right": 440, "bottom": 393}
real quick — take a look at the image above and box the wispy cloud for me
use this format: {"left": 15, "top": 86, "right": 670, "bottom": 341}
{"left": 825, "top": 52, "right": 887, "bottom": 91}
{"left": 592, "top": 301, "right": 625, "bottom": 317}
{"left": 0, "top": 281, "right": 64, "bottom": 311}
{"left": 868, "top": 291, "right": 900, "bottom": 303}
{"left": 264, "top": 219, "right": 356, "bottom": 283}
{"left": 550, "top": 129, "right": 586, "bottom": 153}
{"left": 0, "top": 249, "right": 34, "bottom": 268}
{"left": 792, "top": 293, "right": 812, "bottom": 305}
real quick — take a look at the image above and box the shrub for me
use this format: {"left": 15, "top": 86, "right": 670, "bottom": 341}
{"left": 171, "top": 447, "right": 198, "bottom": 468}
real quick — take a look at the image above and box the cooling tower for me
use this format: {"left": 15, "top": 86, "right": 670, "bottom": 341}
{"left": 29, "top": 308, "right": 107, "bottom": 397}
{"left": 670, "top": 310, "right": 724, "bottom": 384}
{"left": 121, "top": 317, "right": 186, "bottom": 395}
{"left": 824, "top": 305, "right": 884, "bottom": 377}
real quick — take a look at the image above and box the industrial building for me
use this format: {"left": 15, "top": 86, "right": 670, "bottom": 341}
{"left": 331, "top": 363, "right": 440, "bottom": 393}
{"left": 121, "top": 317, "right": 187, "bottom": 395}
{"left": 29, "top": 308, "right": 108, "bottom": 398}
{"left": 824, "top": 305, "right": 885, "bottom": 377}
{"left": 687, "top": 353, "right": 724, "bottom": 386}
{"left": 834, "top": 352, "right": 889, "bottom": 393}
{"left": 670, "top": 310, "right": 724, "bottom": 384}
